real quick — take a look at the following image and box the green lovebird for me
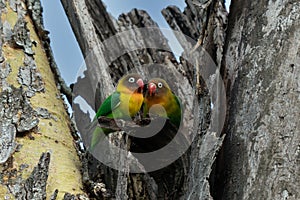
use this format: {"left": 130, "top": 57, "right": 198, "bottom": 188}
{"left": 143, "top": 78, "right": 182, "bottom": 128}
{"left": 89, "top": 73, "right": 144, "bottom": 151}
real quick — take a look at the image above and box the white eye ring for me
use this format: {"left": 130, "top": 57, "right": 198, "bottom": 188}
{"left": 157, "top": 82, "right": 163, "bottom": 88}
{"left": 128, "top": 77, "right": 135, "bottom": 83}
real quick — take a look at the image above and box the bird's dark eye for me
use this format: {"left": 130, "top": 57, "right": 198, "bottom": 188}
{"left": 157, "top": 82, "right": 163, "bottom": 88}
{"left": 128, "top": 77, "right": 135, "bottom": 83}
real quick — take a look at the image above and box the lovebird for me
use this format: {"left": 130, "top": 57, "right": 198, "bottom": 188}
{"left": 89, "top": 73, "right": 144, "bottom": 150}
{"left": 129, "top": 78, "right": 182, "bottom": 153}
{"left": 143, "top": 78, "right": 182, "bottom": 128}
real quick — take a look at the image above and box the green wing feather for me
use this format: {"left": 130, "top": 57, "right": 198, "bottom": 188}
{"left": 169, "top": 93, "right": 182, "bottom": 127}
{"left": 95, "top": 92, "right": 121, "bottom": 118}
{"left": 173, "top": 92, "right": 181, "bottom": 108}
{"left": 89, "top": 92, "right": 120, "bottom": 151}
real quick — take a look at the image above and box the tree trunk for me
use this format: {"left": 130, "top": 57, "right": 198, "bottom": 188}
{"left": 61, "top": 0, "right": 227, "bottom": 199}
{"left": 219, "top": 0, "right": 300, "bottom": 199}
{"left": 0, "top": 0, "right": 84, "bottom": 199}
{"left": 59, "top": 0, "right": 300, "bottom": 199}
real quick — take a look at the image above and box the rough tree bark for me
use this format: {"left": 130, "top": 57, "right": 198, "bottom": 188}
{"left": 62, "top": 0, "right": 193, "bottom": 199}
{"left": 59, "top": 0, "right": 299, "bottom": 199}
{"left": 0, "top": 0, "right": 84, "bottom": 199}
{"left": 219, "top": 0, "right": 300, "bottom": 199}
{"left": 61, "top": 0, "right": 227, "bottom": 199}
{"left": 162, "top": 1, "right": 228, "bottom": 199}
{"left": 2, "top": 0, "right": 294, "bottom": 199}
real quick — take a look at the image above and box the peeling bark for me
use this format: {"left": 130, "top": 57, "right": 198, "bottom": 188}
{"left": 25, "top": 0, "right": 72, "bottom": 104}
{"left": 12, "top": 16, "right": 34, "bottom": 55}
{"left": 0, "top": 86, "right": 39, "bottom": 164}
{"left": 10, "top": 152, "right": 50, "bottom": 200}
{"left": 0, "top": 0, "right": 84, "bottom": 198}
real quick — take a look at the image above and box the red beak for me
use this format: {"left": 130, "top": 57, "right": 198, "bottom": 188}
{"left": 136, "top": 78, "right": 144, "bottom": 89}
{"left": 148, "top": 82, "right": 156, "bottom": 96}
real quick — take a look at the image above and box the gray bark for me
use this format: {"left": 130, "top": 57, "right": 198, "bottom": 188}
{"left": 219, "top": 0, "right": 300, "bottom": 199}
{"left": 61, "top": 0, "right": 200, "bottom": 199}
{"left": 61, "top": 0, "right": 299, "bottom": 199}
{"left": 10, "top": 152, "right": 50, "bottom": 200}
{"left": 162, "top": 1, "right": 227, "bottom": 199}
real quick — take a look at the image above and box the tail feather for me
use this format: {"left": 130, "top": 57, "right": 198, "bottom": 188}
{"left": 87, "top": 118, "right": 112, "bottom": 152}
